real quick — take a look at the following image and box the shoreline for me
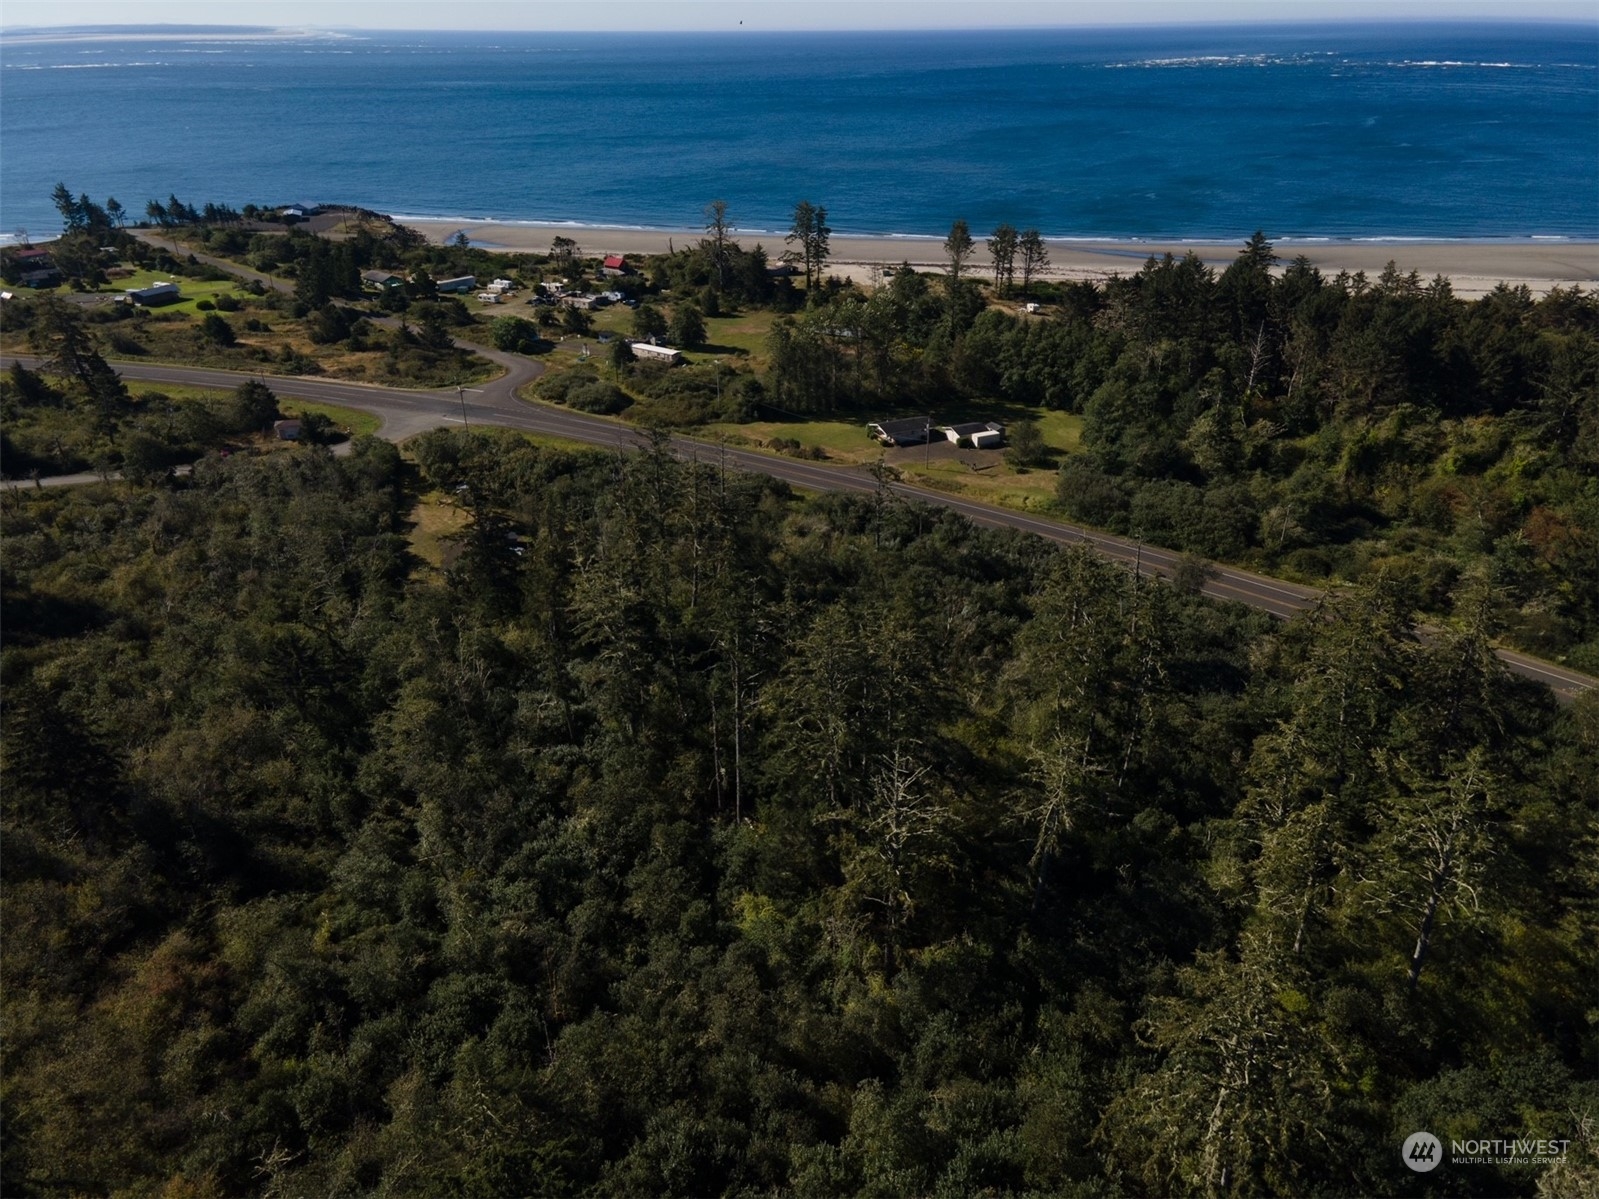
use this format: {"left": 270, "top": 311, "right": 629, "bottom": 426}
{"left": 399, "top": 218, "right": 1599, "bottom": 299}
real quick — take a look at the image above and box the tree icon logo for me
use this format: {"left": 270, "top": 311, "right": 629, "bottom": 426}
{"left": 1403, "top": 1131, "right": 1443, "bottom": 1172}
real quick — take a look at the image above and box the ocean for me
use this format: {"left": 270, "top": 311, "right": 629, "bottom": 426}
{"left": 1, "top": 22, "right": 1595, "bottom": 246}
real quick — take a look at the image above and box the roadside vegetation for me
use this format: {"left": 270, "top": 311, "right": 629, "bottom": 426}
{"left": 0, "top": 309, "right": 361, "bottom": 479}
{"left": 0, "top": 325, "right": 281, "bottom": 478}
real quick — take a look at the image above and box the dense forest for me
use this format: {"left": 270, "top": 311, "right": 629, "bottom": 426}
{"left": 3, "top": 429, "right": 1595, "bottom": 1196}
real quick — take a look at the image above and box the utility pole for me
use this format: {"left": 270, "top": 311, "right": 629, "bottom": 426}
{"left": 456, "top": 385, "right": 482, "bottom": 428}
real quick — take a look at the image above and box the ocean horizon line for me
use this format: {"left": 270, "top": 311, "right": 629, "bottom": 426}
{"left": 4, "top": 18, "right": 1596, "bottom": 36}
{"left": 4, "top": 215, "right": 1594, "bottom": 251}
{"left": 384, "top": 215, "right": 1599, "bottom": 248}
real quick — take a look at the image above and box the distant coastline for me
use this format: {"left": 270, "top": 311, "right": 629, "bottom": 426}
{"left": 398, "top": 217, "right": 1599, "bottom": 300}
{"left": 0, "top": 26, "right": 353, "bottom": 44}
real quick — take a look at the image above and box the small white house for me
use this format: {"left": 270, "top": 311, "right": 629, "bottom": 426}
{"left": 487, "top": 278, "right": 516, "bottom": 295}
{"left": 630, "top": 341, "right": 684, "bottom": 365}
{"left": 938, "top": 421, "right": 1005, "bottom": 450}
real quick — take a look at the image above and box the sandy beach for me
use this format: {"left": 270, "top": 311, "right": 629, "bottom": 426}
{"left": 401, "top": 219, "right": 1599, "bottom": 300}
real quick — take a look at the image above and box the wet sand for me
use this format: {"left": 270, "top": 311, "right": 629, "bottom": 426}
{"left": 401, "top": 219, "right": 1599, "bottom": 300}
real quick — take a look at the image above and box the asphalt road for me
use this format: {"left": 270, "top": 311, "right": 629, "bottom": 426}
{"left": 3, "top": 350, "right": 1593, "bottom": 702}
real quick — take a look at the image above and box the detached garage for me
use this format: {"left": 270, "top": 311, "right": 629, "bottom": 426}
{"left": 125, "top": 281, "right": 181, "bottom": 306}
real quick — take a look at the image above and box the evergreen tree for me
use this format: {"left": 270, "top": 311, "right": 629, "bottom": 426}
{"left": 988, "top": 222, "right": 1018, "bottom": 292}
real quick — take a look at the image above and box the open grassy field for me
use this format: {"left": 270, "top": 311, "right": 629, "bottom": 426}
{"left": 896, "top": 446, "right": 1063, "bottom": 510}
{"left": 695, "top": 406, "right": 1085, "bottom": 513}
{"left": 690, "top": 309, "right": 777, "bottom": 365}
{"left": 547, "top": 303, "right": 777, "bottom": 367}
{"left": 701, "top": 418, "right": 876, "bottom": 461}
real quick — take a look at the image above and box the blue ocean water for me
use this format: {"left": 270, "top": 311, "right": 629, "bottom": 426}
{"left": 1, "top": 23, "right": 1595, "bottom": 244}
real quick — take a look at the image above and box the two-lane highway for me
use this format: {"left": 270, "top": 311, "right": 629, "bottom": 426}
{"left": 2, "top": 351, "right": 1592, "bottom": 702}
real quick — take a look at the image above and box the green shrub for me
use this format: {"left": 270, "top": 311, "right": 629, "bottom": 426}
{"left": 106, "top": 330, "right": 147, "bottom": 356}
{"left": 566, "top": 381, "right": 632, "bottom": 415}
{"left": 199, "top": 313, "right": 235, "bottom": 346}
{"left": 118, "top": 430, "right": 177, "bottom": 484}
{"left": 490, "top": 315, "right": 542, "bottom": 354}
{"left": 1056, "top": 457, "right": 1130, "bottom": 527}
{"left": 534, "top": 367, "right": 600, "bottom": 405}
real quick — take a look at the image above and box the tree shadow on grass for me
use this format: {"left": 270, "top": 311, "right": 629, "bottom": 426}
{"left": 687, "top": 342, "right": 751, "bottom": 358}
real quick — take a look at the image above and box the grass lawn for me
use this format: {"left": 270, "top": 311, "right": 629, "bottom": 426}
{"left": 901, "top": 449, "right": 1062, "bottom": 511}
{"left": 701, "top": 418, "right": 880, "bottom": 463}
{"left": 125, "top": 381, "right": 230, "bottom": 404}
{"left": 687, "top": 309, "right": 777, "bottom": 365}
{"left": 276, "top": 399, "right": 383, "bottom": 439}
{"left": 512, "top": 430, "right": 617, "bottom": 455}
{"left": 584, "top": 305, "right": 634, "bottom": 340}
{"left": 93, "top": 269, "right": 251, "bottom": 316}
{"left": 405, "top": 493, "right": 471, "bottom": 571}
{"left": 1035, "top": 408, "right": 1084, "bottom": 453}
